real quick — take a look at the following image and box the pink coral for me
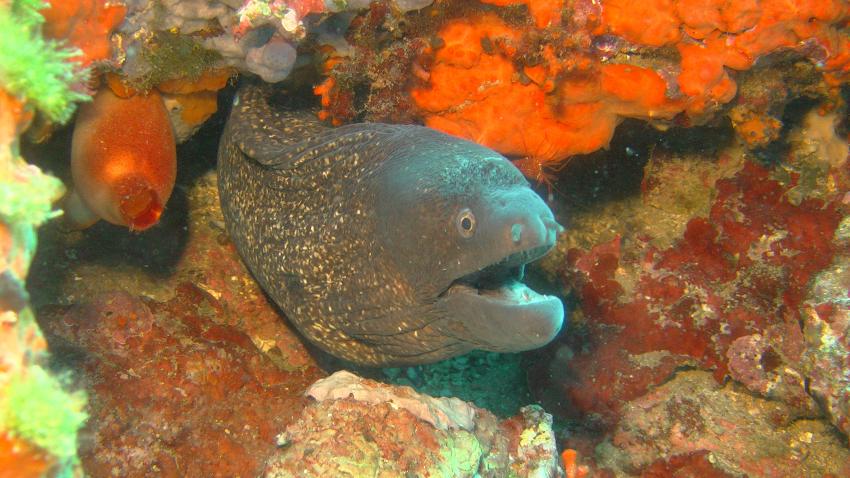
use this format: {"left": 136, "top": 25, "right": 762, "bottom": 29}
{"left": 234, "top": 0, "right": 326, "bottom": 37}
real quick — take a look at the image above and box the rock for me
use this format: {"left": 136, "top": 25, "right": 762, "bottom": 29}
{"left": 265, "top": 371, "right": 564, "bottom": 478}
{"left": 597, "top": 370, "right": 850, "bottom": 477}
{"left": 38, "top": 288, "right": 324, "bottom": 477}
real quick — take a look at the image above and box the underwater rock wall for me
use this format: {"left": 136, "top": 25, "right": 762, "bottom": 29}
{"left": 529, "top": 107, "right": 850, "bottom": 475}
{"left": 316, "top": 0, "right": 850, "bottom": 180}
{"left": 266, "top": 371, "right": 563, "bottom": 477}
{"left": 1, "top": 0, "right": 850, "bottom": 476}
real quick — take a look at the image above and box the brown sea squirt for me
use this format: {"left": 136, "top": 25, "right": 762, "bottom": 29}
{"left": 66, "top": 88, "right": 176, "bottom": 231}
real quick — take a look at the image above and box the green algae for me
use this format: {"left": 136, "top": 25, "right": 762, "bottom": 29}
{"left": 0, "top": 160, "right": 65, "bottom": 227}
{"left": 0, "top": 156, "right": 65, "bottom": 285}
{"left": 0, "top": 0, "right": 89, "bottom": 123}
{"left": 0, "top": 360, "right": 87, "bottom": 462}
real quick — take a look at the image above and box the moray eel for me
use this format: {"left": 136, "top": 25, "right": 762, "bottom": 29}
{"left": 217, "top": 85, "right": 565, "bottom": 366}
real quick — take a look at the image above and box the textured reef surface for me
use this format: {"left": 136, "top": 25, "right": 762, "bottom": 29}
{"left": 39, "top": 289, "right": 320, "bottom": 477}
{"left": 266, "top": 371, "right": 562, "bottom": 477}
{"left": 28, "top": 133, "right": 326, "bottom": 476}
{"left": 26, "top": 133, "right": 565, "bottom": 476}
{"left": 1, "top": 0, "right": 850, "bottom": 476}
{"left": 528, "top": 106, "right": 850, "bottom": 475}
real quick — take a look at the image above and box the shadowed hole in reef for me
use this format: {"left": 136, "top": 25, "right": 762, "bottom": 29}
{"left": 752, "top": 96, "right": 821, "bottom": 166}
{"left": 23, "top": 87, "right": 233, "bottom": 308}
{"left": 549, "top": 117, "right": 736, "bottom": 215}
{"left": 376, "top": 351, "right": 534, "bottom": 417}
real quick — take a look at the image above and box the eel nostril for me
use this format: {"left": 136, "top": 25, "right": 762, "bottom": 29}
{"left": 542, "top": 216, "right": 565, "bottom": 234}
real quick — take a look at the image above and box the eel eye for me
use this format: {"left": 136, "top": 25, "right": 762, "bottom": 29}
{"left": 456, "top": 208, "right": 476, "bottom": 238}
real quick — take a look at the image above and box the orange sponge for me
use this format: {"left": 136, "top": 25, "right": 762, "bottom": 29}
{"left": 595, "top": 0, "right": 681, "bottom": 47}
{"left": 0, "top": 433, "right": 51, "bottom": 478}
{"left": 157, "top": 68, "right": 236, "bottom": 131}
{"left": 411, "top": 14, "right": 683, "bottom": 179}
{"left": 40, "top": 0, "right": 126, "bottom": 67}
{"left": 408, "top": 0, "right": 850, "bottom": 175}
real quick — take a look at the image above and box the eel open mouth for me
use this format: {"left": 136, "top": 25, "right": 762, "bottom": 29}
{"left": 441, "top": 244, "right": 554, "bottom": 303}
{"left": 438, "top": 244, "right": 564, "bottom": 352}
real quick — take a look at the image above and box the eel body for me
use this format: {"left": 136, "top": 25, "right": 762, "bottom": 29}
{"left": 218, "top": 86, "right": 564, "bottom": 366}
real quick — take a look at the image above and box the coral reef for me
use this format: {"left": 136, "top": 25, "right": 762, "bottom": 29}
{"left": 596, "top": 371, "right": 850, "bottom": 477}
{"left": 3, "top": 0, "right": 849, "bottom": 474}
{"left": 0, "top": 2, "right": 92, "bottom": 472}
{"left": 66, "top": 88, "right": 176, "bottom": 231}
{"left": 310, "top": 0, "right": 849, "bottom": 180}
{"left": 38, "top": 288, "right": 324, "bottom": 476}
{"left": 265, "top": 371, "right": 564, "bottom": 477}
{"left": 525, "top": 103, "right": 850, "bottom": 474}
{"left": 40, "top": 0, "right": 126, "bottom": 68}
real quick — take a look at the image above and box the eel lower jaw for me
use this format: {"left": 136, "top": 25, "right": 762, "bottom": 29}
{"left": 438, "top": 247, "right": 564, "bottom": 352}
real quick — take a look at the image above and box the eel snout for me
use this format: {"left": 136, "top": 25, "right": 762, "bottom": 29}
{"left": 439, "top": 187, "right": 565, "bottom": 352}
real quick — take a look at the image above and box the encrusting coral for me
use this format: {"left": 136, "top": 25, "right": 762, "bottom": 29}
{"left": 401, "top": 0, "right": 850, "bottom": 179}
